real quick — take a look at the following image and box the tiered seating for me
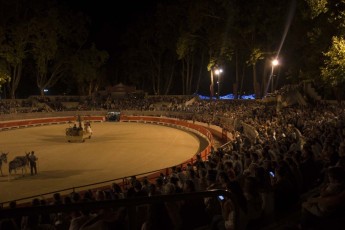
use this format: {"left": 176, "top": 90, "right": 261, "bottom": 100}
{"left": 1, "top": 89, "right": 345, "bottom": 229}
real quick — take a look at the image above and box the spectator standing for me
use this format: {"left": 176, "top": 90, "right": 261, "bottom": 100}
{"left": 302, "top": 166, "right": 345, "bottom": 218}
{"left": 29, "top": 151, "right": 38, "bottom": 175}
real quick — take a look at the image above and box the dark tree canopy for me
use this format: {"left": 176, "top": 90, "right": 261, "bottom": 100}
{"left": 0, "top": 0, "right": 344, "bottom": 99}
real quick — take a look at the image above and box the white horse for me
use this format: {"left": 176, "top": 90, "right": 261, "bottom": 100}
{"left": 0, "top": 152, "right": 8, "bottom": 176}
{"left": 85, "top": 123, "right": 93, "bottom": 135}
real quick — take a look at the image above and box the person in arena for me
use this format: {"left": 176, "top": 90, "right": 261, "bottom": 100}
{"left": 29, "top": 151, "right": 38, "bottom": 175}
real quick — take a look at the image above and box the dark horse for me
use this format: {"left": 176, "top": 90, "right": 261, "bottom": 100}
{"left": 0, "top": 152, "right": 8, "bottom": 176}
{"left": 9, "top": 152, "right": 30, "bottom": 176}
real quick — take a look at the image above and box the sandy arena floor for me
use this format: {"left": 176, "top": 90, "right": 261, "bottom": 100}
{"left": 0, "top": 122, "right": 205, "bottom": 203}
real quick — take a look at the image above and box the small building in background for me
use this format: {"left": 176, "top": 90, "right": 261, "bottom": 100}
{"left": 97, "top": 83, "right": 145, "bottom": 98}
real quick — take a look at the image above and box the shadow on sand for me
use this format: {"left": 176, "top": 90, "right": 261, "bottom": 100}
{"left": 0, "top": 169, "right": 99, "bottom": 182}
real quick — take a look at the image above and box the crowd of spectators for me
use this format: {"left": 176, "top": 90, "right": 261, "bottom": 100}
{"left": 1, "top": 86, "right": 345, "bottom": 229}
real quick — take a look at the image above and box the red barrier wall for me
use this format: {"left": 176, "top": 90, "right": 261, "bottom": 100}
{"left": 120, "top": 115, "right": 214, "bottom": 173}
{"left": 0, "top": 116, "right": 105, "bottom": 130}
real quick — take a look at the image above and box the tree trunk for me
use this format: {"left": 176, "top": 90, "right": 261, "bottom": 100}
{"left": 10, "top": 63, "right": 22, "bottom": 99}
{"left": 335, "top": 86, "right": 343, "bottom": 105}
{"left": 235, "top": 50, "right": 239, "bottom": 99}
{"left": 210, "top": 70, "right": 214, "bottom": 100}
{"left": 252, "top": 64, "right": 257, "bottom": 98}
{"left": 240, "top": 63, "right": 245, "bottom": 98}
{"left": 88, "top": 82, "right": 93, "bottom": 96}
{"left": 195, "top": 52, "right": 204, "bottom": 94}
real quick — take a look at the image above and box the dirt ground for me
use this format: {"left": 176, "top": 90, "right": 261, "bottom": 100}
{"left": 0, "top": 122, "right": 204, "bottom": 204}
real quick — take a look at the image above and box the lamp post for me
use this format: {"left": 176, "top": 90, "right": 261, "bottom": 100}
{"left": 214, "top": 68, "right": 223, "bottom": 99}
{"left": 270, "top": 59, "right": 279, "bottom": 93}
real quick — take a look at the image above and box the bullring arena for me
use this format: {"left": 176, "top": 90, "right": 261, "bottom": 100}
{"left": 0, "top": 116, "right": 212, "bottom": 204}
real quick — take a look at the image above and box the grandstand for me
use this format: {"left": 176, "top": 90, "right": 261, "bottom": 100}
{"left": 1, "top": 86, "right": 345, "bottom": 230}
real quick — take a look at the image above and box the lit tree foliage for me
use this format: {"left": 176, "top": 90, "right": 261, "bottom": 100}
{"left": 305, "top": 0, "right": 328, "bottom": 19}
{"left": 321, "top": 36, "right": 345, "bottom": 86}
{"left": 30, "top": 3, "right": 90, "bottom": 96}
{"left": 0, "top": 0, "right": 32, "bottom": 98}
{"left": 246, "top": 48, "right": 265, "bottom": 98}
{"left": 0, "top": 66, "right": 10, "bottom": 92}
{"left": 70, "top": 44, "right": 109, "bottom": 96}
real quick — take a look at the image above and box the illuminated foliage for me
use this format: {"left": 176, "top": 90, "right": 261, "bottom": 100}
{"left": 0, "top": 73, "right": 10, "bottom": 92}
{"left": 321, "top": 36, "right": 345, "bottom": 86}
{"left": 305, "top": 0, "right": 328, "bottom": 19}
{"left": 70, "top": 44, "right": 109, "bottom": 96}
